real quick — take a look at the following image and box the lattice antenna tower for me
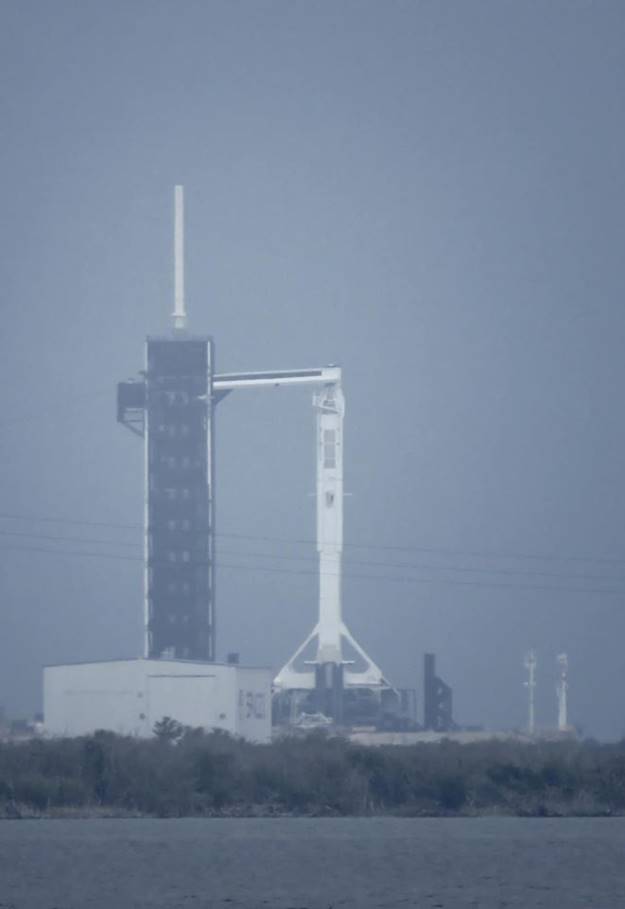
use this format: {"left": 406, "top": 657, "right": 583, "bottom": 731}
{"left": 556, "top": 653, "right": 568, "bottom": 731}
{"left": 523, "top": 649, "right": 537, "bottom": 735}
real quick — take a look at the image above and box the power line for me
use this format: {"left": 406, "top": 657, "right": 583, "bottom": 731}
{"left": 218, "top": 530, "right": 625, "bottom": 568}
{"left": 0, "top": 528, "right": 142, "bottom": 550}
{"left": 0, "top": 511, "right": 141, "bottom": 532}
{"left": 217, "top": 560, "right": 625, "bottom": 597}
{"left": 0, "top": 390, "right": 110, "bottom": 429}
{"left": 0, "top": 508, "right": 624, "bottom": 568}
{"left": 216, "top": 545, "right": 625, "bottom": 586}
{"left": 0, "top": 526, "right": 622, "bottom": 587}
{"left": 0, "top": 543, "right": 140, "bottom": 564}
{"left": 0, "top": 541, "right": 624, "bottom": 598}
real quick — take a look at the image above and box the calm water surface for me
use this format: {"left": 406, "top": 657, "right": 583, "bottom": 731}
{"left": 0, "top": 817, "right": 624, "bottom": 908}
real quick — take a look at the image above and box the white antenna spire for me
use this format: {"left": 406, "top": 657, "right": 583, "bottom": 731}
{"left": 524, "top": 650, "right": 537, "bottom": 735}
{"left": 173, "top": 185, "right": 187, "bottom": 331}
{"left": 556, "top": 653, "right": 568, "bottom": 731}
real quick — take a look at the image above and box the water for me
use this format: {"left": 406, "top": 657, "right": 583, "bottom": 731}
{"left": 0, "top": 817, "right": 624, "bottom": 908}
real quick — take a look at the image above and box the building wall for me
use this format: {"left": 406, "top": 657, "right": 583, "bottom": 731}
{"left": 44, "top": 659, "right": 271, "bottom": 742}
{"left": 145, "top": 672, "right": 225, "bottom": 732}
{"left": 236, "top": 667, "right": 272, "bottom": 742}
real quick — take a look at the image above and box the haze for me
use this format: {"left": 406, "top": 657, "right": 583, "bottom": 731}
{"left": 2, "top": 0, "right": 625, "bottom": 739}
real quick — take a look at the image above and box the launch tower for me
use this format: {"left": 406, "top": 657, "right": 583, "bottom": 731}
{"left": 117, "top": 187, "right": 395, "bottom": 728}
{"left": 117, "top": 188, "right": 216, "bottom": 660}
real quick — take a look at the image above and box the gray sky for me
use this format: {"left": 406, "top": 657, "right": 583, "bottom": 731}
{"left": 2, "top": 0, "right": 625, "bottom": 738}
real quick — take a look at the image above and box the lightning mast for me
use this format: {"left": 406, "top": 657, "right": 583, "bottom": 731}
{"left": 173, "top": 185, "right": 187, "bottom": 331}
{"left": 524, "top": 650, "right": 537, "bottom": 735}
{"left": 556, "top": 653, "right": 568, "bottom": 731}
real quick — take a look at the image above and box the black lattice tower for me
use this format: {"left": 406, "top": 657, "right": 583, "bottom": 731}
{"left": 117, "top": 187, "right": 216, "bottom": 661}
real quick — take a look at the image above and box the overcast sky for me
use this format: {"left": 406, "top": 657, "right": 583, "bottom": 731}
{"left": 2, "top": 0, "right": 625, "bottom": 738}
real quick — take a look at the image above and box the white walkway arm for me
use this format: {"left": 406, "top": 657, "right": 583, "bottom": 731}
{"left": 214, "top": 366, "right": 341, "bottom": 391}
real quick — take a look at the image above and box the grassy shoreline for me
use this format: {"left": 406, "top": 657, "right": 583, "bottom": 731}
{"left": 1, "top": 729, "right": 624, "bottom": 819}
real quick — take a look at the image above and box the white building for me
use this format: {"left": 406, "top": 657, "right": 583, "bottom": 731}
{"left": 43, "top": 659, "right": 271, "bottom": 743}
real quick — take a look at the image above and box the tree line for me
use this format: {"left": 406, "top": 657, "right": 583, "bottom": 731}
{"left": 1, "top": 725, "right": 625, "bottom": 817}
